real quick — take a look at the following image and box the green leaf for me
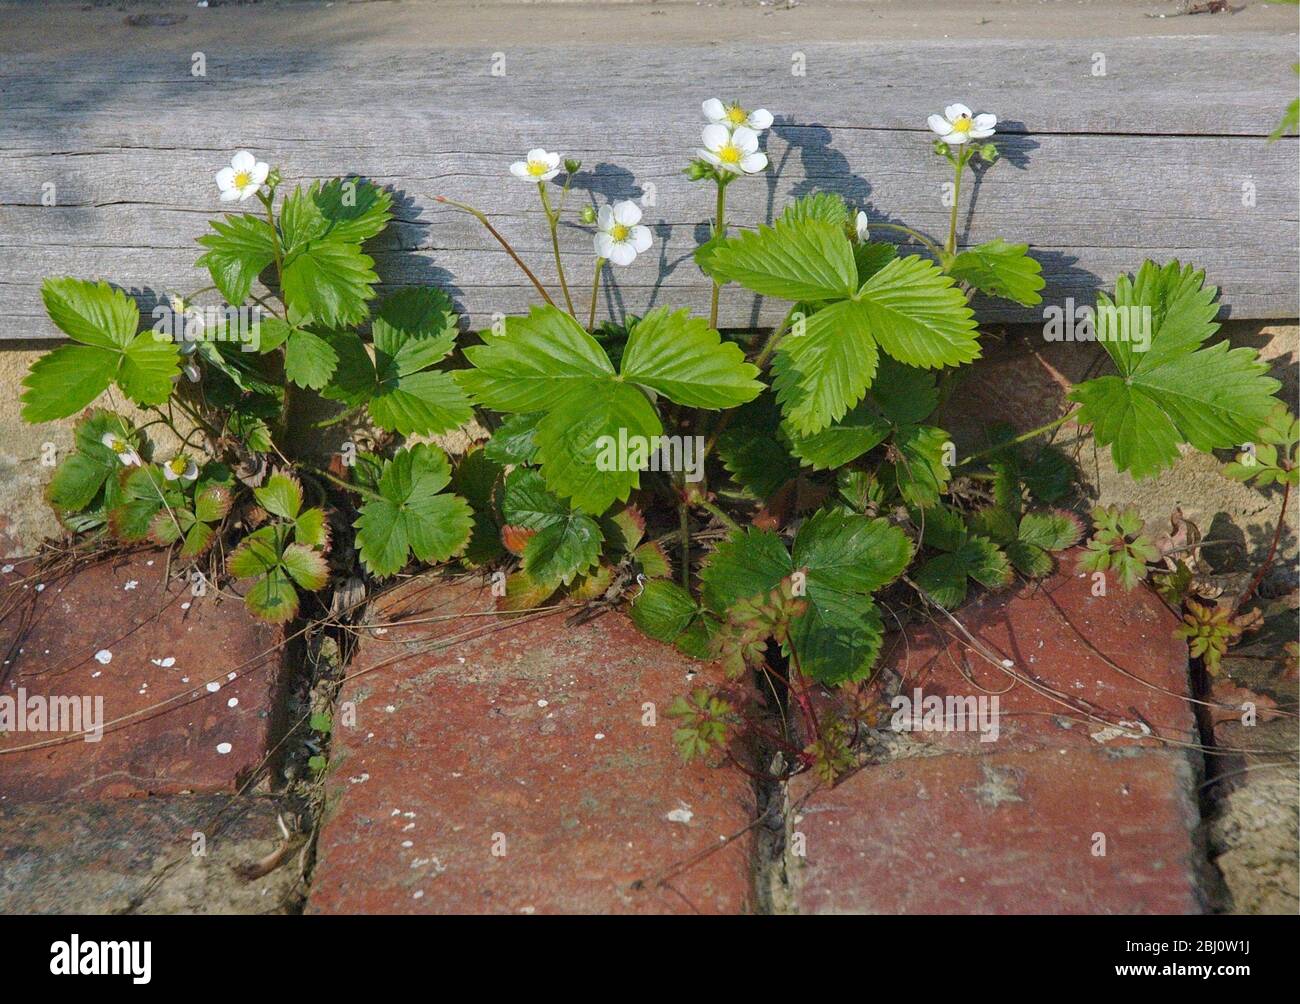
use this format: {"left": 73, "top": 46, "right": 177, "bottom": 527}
{"left": 785, "top": 399, "right": 891, "bottom": 470}
{"left": 915, "top": 536, "right": 1012, "bottom": 608}
{"left": 354, "top": 444, "right": 474, "bottom": 577}
{"left": 283, "top": 328, "right": 339, "bottom": 390}
{"left": 629, "top": 579, "right": 699, "bottom": 644}
{"left": 533, "top": 382, "right": 663, "bottom": 515}
{"left": 854, "top": 242, "right": 898, "bottom": 286}
{"left": 229, "top": 526, "right": 282, "bottom": 577}
{"left": 779, "top": 192, "right": 850, "bottom": 228}
{"left": 458, "top": 305, "right": 613, "bottom": 413}
{"left": 246, "top": 567, "right": 300, "bottom": 623}
{"left": 452, "top": 447, "right": 505, "bottom": 566}
{"left": 715, "top": 394, "right": 800, "bottom": 498}
{"left": 888, "top": 424, "right": 953, "bottom": 507}
{"left": 281, "top": 236, "right": 379, "bottom": 329}
{"left": 22, "top": 279, "right": 178, "bottom": 422}
{"left": 1018, "top": 510, "right": 1083, "bottom": 551}
{"left": 371, "top": 286, "right": 459, "bottom": 366}
{"left": 871, "top": 356, "right": 940, "bottom": 426}
{"left": 705, "top": 218, "right": 858, "bottom": 302}
{"left": 1070, "top": 261, "right": 1281, "bottom": 479}
{"left": 300, "top": 178, "right": 394, "bottom": 245}
{"left": 855, "top": 255, "right": 980, "bottom": 369}
{"left": 502, "top": 468, "right": 604, "bottom": 588}
{"left": 109, "top": 465, "right": 180, "bottom": 541}
{"left": 46, "top": 410, "right": 133, "bottom": 512}
{"left": 619, "top": 307, "right": 762, "bottom": 408}
{"left": 791, "top": 510, "right": 913, "bottom": 595}
{"left": 196, "top": 214, "right": 277, "bottom": 305}
{"left": 484, "top": 412, "right": 543, "bottom": 466}
{"left": 772, "top": 299, "right": 880, "bottom": 436}
{"left": 281, "top": 543, "right": 330, "bottom": 591}
{"left": 787, "top": 590, "right": 885, "bottom": 685}
{"left": 255, "top": 473, "right": 303, "bottom": 520}
{"left": 698, "top": 527, "right": 792, "bottom": 615}
{"left": 947, "top": 239, "right": 1045, "bottom": 306}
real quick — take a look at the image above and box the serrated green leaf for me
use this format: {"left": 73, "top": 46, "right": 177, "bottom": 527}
{"left": 705, "top": 218, "right": 858, "bottom": 302}
{"left": 889, "top": 424, "right": 953, "bottom": 507}
{"left": 283, "top": 328, "right": 339, "bottom": 390}
{"left": 195, "top": 214, "right": 277, "bottom": 305}
{"left": 255, "top": 473, "right": 303, "bottom": 520}
{"left": 772, "top": 299, "right": 879, "bottom": 436}
{"left": 452, "top": 447, "right": 505, "bottom": 566}
{"left": 1018, "top": 510, "right": 1083, "bottom": 551}
{"left": 620, "top": 307, "right": 761, "bottom": 409}
{"left": 354, "top": 443, "right": 473, "bottom": 577}
{"left": 533, "top": 382, "right": 663, "bottom": 515}
{"left": 914, "top": 535, "right": 1012, "bottom": 608}
{"left": 484, "top": 412, "right": 543, "bottom": 465}
{"left": 246, "top": 567, "right": 300, "bottom": 623}
{"left": 502, "top": 468, "right": 603, "bottom": 588}
{"left": 629, "top": 579, "right": 699, "bottom": 643}
{"left": 870, "top": 356, "right": 940, "bottom": 426}
{"left": 229, "top": 526, "right": 282, "bottom": 577}
{"left": 947, "top": 239, "right": 1045, "bottom": 306}
{"left": 281, "top": 543, "right": 330, "bottom": 591}
{"left": 785, "top": 399, "right": 891, "bottom": 470}
{"left": 786, "top": 590, "right": 884, "bottom": 685}
{"left": 1070, "top": 261, "right": 1281, "bottom": 479}
{"left": 792, "top": 510, "right": 913, "bottom": 595}
{"left": 779, "top": 192, "right": 850, "bottom": 227}
{"left": 715, "top": 394, "right": 800, "bottom": 498}
{"left": 856, "top": 255, "right": 980, "bottom": 369}
{"left": 46, "top": 410, "right": 133, "bottom": 512}
{"left": 458, "top": 305, "right": 613, "bottom": 413}
{"left": 698, "top": 527, "right": 792, "bottom": 614}
{"left": 281, "top": 236, "right": 378, "bottom": 328}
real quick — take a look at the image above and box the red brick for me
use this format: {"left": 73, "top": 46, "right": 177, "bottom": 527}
{"left": 307, "top": 575, "right": 755, "bottom": 915}
{"left": 854, "top": 551, "right": 1195, "bottom": 753}
{"left": 787, "top": 747, "right": 1207, "bottom": 914}
{"left": 0, "top": 552, "right": 288, "bottom": 801}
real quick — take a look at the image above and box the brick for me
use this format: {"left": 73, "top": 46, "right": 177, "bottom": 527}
{"left": 856, "top": 550, "right": 1196, "bottom": 753}
{"left": 307, "top": 576, "right": 756, "bottom": 915}
{"left": 0, "top": 552, "right": 289, "bottom": 801}
{"left": 0, "top": 795, "right": 300, "bottom": 913}
{"left": 787, "top": 747, "right": 1207, "bottom": 914}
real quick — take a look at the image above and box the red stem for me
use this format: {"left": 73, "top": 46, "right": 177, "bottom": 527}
{"left": 1237, "top": 480, "right": 1291, "bottom": 609}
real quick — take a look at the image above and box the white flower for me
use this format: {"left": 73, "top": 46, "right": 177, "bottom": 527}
{"left": 593, "top": 201, "right": 652, "bottom": 267}
{"left": 163, "top": 455, "right": 198, "bottom": 482}
{"left": 215, "top": 151, "right": 269, "bottom": 202}
{"left": 699, "top": 124, "right": 767, "bottom": 175}
{"left": 702, "top": 98, "right": 773, "bottom": 133}
{"left": 927, "top": 104, "right": 996, "bottom": 146}
{"left": 509, "top": 148, "right": 562, "bottom": 182}
{"left": 182, "top": 359, "right": 202, "bottom": 383}
{"left": 855, "top": 211, "right": 870, "bottom": 243}
{"left": 100, "top": 432, "right": 141, "bottom": 468}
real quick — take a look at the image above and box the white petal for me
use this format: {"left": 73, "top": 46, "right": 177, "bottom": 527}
{"left": 855, "top": 211, "right": 870, "bottom": 242}
{"left": 747, "top": 108, "right": 773, "bottom": 130}
{"left": 539, "top": 168, "right": 561, "bottom": 181}
{"left": 701, "top": 123, "right": 731, "bottom": 152}
{"left": 944, "top": 104, "right": 972, "bottom": 121}
{"left": 968, "top": 127, "right": 995, "bottom": 140}
{"left": 630, "top": 225, "right": 652, "bottom": 253}
{"left": 702, "top": 98, "right": 726, "bottom": 121}
{"left": 237, "top": 184, "right": 259, "bottom": 201}
{"left": 942, "top": 131, "right": 969, "bottom": 146}
{"left": 163, "top": 465, "right": 180, "bottom": 481}
{"left": 594, "top": 232, "right": 616, "bottom": 258}
{"left": 231, "top": 150, "right": 256, "bottom": 172}
{"left": 219, "top": 188, "right": 241, "bottom": 202}
{"left": 973, "top": 113, "right": 996, "bottom": 130}
{"left": 122, "top": 450, "right": 141, "bottom": 467}
{"left": 510, "top": 161, "right": 531, "bottom": 179}
{"left": 613, "top": 200, "right": 641, "bottom": 226}
{"left": 215, "top": 166, "right": 236, "bottom": 190}
{"left": 526, "top": 147, "right": 548, "bottom": 163}
{"left": 251, "top": 161, "right": 270, "bottom": 185}
{"left": 609, "top": 242, "right": 637, "bottom": 267}
{"left": 698, "top": 148, "right": 720, "bottom": 166}
{"left": 740, "top": 151, "right": 768, "bottom": 174}
{"left": 715, "top": 159, "right": 742, "bottom": 175}
{"left": 101, "top": 432, "right": 118, "bottom": 449}
{"left": 543, "top": 151, "right": 561, "bottom": 170}
{"left": 731, "top": 126, "right": 759, "bottom": 153}
{"left": 927, "top": 114, "right": 950, "bottom": 136}
{"left": 597, "top": 204, "right": 614, "bottom": 230}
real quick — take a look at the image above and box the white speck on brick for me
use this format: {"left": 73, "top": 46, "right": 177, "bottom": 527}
{"left": 594, "top": 732, "right": 605, "bottom": 740}
{"left": 124, "top": 580, "right": 138, "bottom": 591}
{"left": 227, "top": 697, "right": 239, "bottom": 708}
{"left": 536, "top": 699, "right": 548, "bottom": 708}
{"left": 206, "top": 681, "right": 220, "bottom": 693}
{"left": 666, "top": 804, "right": 694, "bottom": 825}
{"left": 94, "top": 649, "right": 112, "bottom": 665}
{"left": 216, "top": 742, "right": 232, "bottom": 755}
{"left": 151, "top": 657, "right": 176, "bottom": 668}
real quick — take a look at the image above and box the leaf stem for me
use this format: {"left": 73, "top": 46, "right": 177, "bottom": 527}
{"left": 588, "top": 257, "right": 605, "bottom": 331}
{"left": 956, "top": 409, "right": 1076, "bottom": 468}
{"left": 436, "top": 196, "right": 555, "bottom": 307}
{"left": 697, "top": 498, "right": 741, "bottom": 535}
{"left": 538, "top": 183, "right": 577, "bottom": 316}
{"left": 869, "top": 222, "right": 943, "bottom": 257}
{"left": 678, "top": 494, "right": 691, "bottom": 589}
{"left": 1236, "top": 480, "right": 1291, "bottom": 610}
{"left": 306, "top": 465, "right": 385, "bottom": 504}
{"left": 946, "top": 151, "right": 965, "bottom": 256}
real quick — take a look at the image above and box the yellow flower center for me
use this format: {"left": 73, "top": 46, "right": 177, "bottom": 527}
{"left": 610, "top": 223, "right": 631, "bottom": 242}
{"left": 726, "top": 105, "right": 748, "bottom": 125}
{"left": 233, "top": 170, "right": 253, "bottom": 188}
{"left": 527, "top": 160, "right": 549, "bottom": 177}
{"left": 168, "top": 457, "right": 188, "bottom": 475}
{"left": 717, "top": 143, "right": 742, "bottom": 165}
{"left": 109, "top": 437, "right": 126, "bottom": 452}
{"left": 951, "top": 116, "right": 973, "bottom": 134}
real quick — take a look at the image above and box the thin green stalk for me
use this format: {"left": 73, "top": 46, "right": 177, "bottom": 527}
{"left": 678, "top": 497, "right": 691, "bottom": 588}
{"left": 869, "top": 222, "right": 943, "bottom": 257}
{"left": 307, "top": 465, "right": 385, "bottom": 504}
{"left": 588, "top": 257, "right": 605, "bottom": 330}
{"left": 956, "top": 409, "right": 1076, "bottom": 468}
{"left": 708, "top": 181, "right": 727, "bottom": 329}
{"left": 698, "top": 498, "right": 741, "bottom": 535}
{"left": 538, "top": 183, "right": 577, "bottom": 316}
{"left": 945, "top": 151, "right": 965, "bottom": 256}
{"left": 436, "top": 196, "right": 555, "bottom": 306}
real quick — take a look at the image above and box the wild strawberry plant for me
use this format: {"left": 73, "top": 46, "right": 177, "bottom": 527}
{"left": 19, "top": 101, "right": 1289, "bottom": 781}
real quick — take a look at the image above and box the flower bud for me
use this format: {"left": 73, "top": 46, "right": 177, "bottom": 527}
{"left": 684, "top": 160, "right": 710, "bottom": 181}
{"left": 564, "top": 158, "right": 582, "bottom": 175}
{"left": 979, "top": 143, "right": 999, "bottom": 163}
{"left": 578, "top": 205, "right": 597, "bottom": 225}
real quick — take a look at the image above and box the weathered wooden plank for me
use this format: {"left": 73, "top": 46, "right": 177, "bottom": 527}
{"left": 1, "top": 29, "right": 1296, "bottom": 336}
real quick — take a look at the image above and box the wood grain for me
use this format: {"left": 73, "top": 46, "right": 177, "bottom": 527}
{"left": 1, "top": 33, "right": 1296, "bottom": 338}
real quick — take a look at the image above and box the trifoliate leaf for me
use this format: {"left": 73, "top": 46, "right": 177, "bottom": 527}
{"left": 354, "top": 443, "right": 473, "bottom": 577}
{"left": 704, "top": 218, "right": 858, "bottom": 302}
{"left": 46, "top": 410, "right": 133, "bottom": 513}
{"left": 620, "top": 307, "right": 762, "bottom": 408}
{"left": 196, "top": 214, "right": 277, "bottom": 305}
{"left": 22, "top": 279, "right": 179, "bottom": 422}
{"left": 1069, "top": 261, "right": 1281, "bottom": 479}
{"left": 947, "top": 239, "right": 1045, "bottom": 306}
{"left": 914, "top": 535, "right": 1012, "bottom": 608}
{"left": 501, "top": 467, "right": 602, "bottom": 588}
{"left": 255, "top": 473, "right": 303, "bottom": 520}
